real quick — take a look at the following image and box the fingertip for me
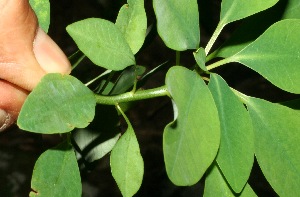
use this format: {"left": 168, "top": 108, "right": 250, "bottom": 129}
{"left": 33, "top": 28, "right": 71, "bottom": 75}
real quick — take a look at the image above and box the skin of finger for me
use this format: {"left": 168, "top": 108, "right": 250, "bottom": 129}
{"left": 0, "top": 80, "right": 28, "bottom": 123}
{"left": 0, "top": 0, "right": 46, "bottom": 90}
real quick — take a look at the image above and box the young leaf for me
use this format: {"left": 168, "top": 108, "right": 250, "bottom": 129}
{"left": 153, "top": 0, "right": 200, "bottom": 51}
{"left": 208, "top": 74, "right": 254, "bottom": 193}
{"left": 29, "top": 0, "right": 50, "bottom": 33}
{"left": 18, "top": 74, "right": 96, "bottom": 134}
{"left": 30, "top": 141, "right": 81, "bottom": 197}
{"left": 110, "top": 106, "right": 144, "bottom": 197}
{"left": 242, "top": 96, "right": 300, "bottom": 196}
{"left": 116, "top": 0, "right": 147, "bottom": 54}
{"left": 193, "top": 47, "right": 207, "bottom": 71}
{"left": 164, "top": 66, "right": 220, "bottom": 186}
{"left": 204, "top": 164, "right": 257, "bottom": 197}
{"left": 66, "top": 18, "right": 135, "bottom": 70}
{"left": 225, "top": 19, "right": 300, "bottom": 94}
{"left": 220, "top": 0, "right": 279, "bottom": 25}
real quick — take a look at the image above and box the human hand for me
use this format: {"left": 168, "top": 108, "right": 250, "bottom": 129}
{"left": 0, "top": 0, "right": 71, "bottom": 131}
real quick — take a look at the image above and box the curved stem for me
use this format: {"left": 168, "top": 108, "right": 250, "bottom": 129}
{"left": 95, "top": 85, "right": 170, "bottom": 105}
{"left": 206, "top": 57, "right": 234, "bottom": 71}
{"left": 205, "top": 22, "right": 225, "bottom": 55}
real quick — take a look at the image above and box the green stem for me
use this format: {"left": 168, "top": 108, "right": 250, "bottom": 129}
{"left": 176, "top": 51, "right": 181, "bottom": 65}
{"left": 205, "top": 22, "right": 225, "bottom": 55}
{"left": 206, "top": 50, "right": 218, "bottom": 62}
{"left": 85, "top": 70, "right": 112, "bottom": 86}
{"left": 95, "top": 85, "right": 170, "bottom": 105}
{"left": 206, "top": 57, "right": 233, "bottom": 71}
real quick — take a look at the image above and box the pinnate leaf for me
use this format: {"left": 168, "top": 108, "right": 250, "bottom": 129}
{"left": 18, "top": 74, "right": 96, "bottom": 134}
{"left": 67, "top": 18, "right": 135, "bottom": 70}
{"left": 164, "top": 66, "right": 220, "bottom": 185}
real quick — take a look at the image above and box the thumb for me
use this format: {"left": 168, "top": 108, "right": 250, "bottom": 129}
{"left": 0, "top": 0, "right": 71, "bottom": 131}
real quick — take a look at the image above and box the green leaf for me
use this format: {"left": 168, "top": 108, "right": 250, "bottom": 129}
{"left": 220, "top": 0, "right": 279, "bottom": 25}
{"left": 110, "top": 106, "right": 144, "bottom": 197}
{"left": 74, "top": 129, "right": 120, "bottom": 162}
{"left": 30, "top": 141, "right": 81, "bottom": 197}
{"left": 204, "top": 164, "right": 257, "bottom": 197}
{"left": 66, "top": 18, "right": 135, "bottom": 70}
{"left": 164, "top": 66, "right": 220, "bottom": 186}
{"left": 193, "top": 47, "right": 207, "bottom": 71}
{"left": 115, "top": 0, "right": 147, "bottom": 54}
{"left": 225, "top": 19, "right": 300, "bottom": 94}
{"left": 73, "top": 105, "right": 120, "bottom": 162}
{"left": 208, "top": 74, "right": 254, "bottom": 193}
{"left": 18, "top": 74, "right": 96, "bottom": 134}
{"left": 241, "top": 96, "right": 300, "bottom": 196}
{"left": 111, "top": 66, "right": 145, "bottom": 95}
{"left": 29, "top": 0, "right": 50, "bottom": 33}
{"left": 213, "top": 0, "right": 300, "bottom": 59}
{"left": 153, "top": 0, "right": 200, "bottom": 51}
{"left": 282, "top": 0, "right": 300, "bottom": 19}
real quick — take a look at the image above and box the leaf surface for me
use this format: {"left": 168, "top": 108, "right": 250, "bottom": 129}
{"left": 204, "top": 164, "right": 257, "bottom": 197}
{"left": 67, "top": 18, "right": 135, "bottom": 70}
{"left": 110, "top": 107, "right": 144, "bottom": 197}
{"left": 208, "top": 74, "right": 254, "bottom": 193}
{"left": 116, "top": 0, "right": 147, "bottom": 54}
{"left": 193, "top": 47, "right": 207, "bottom": 71}
{"left": 241, "top": 96, "right": 300, "bottom": 196}
{"left": 30, "top": 141, "right": 81, "bottom": 197}
{"left": 153, "top": 0, "right": 200, "bottom": 51}
{"left": 220, "top": 0, "right": 278, "bottom": 24}
{"left": 30, "top": 0, "right": 50, "bottom": 33}
{"left": 18, "top": 74, "right": 96, "bottom": 134}
{"left": 164, "top": 66, "right": 220, "bottom": 185}
{"left": 215, "top": 0, "right": 300, "bottom": 59}
{"left": 226, "top": 19, "right": 300, "bottom": 94}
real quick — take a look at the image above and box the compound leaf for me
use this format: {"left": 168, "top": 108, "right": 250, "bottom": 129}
{"left": 208, "top": 74, "right": 254, "bottom": 193}
{"left": 30, "top": 141, "right": 81, "bottom": 197}
{"left": 116, "top": 0, "right": 147, "bottom": 54}
{"left": 67, "top": 18, "right": 135, "bottom": 70}
{"left": 18, "top": 74, "right": 96, "bottom": 134}
{"left": 164, "top": 66, "right": 220, "bottom": 185}
{"left": 153, "top": 0, "right": 200, "bottom": 51}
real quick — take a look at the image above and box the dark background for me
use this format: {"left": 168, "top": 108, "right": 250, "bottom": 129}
{"left": 1, "top": 0, "right": 298, "bottom": 196}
